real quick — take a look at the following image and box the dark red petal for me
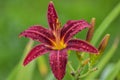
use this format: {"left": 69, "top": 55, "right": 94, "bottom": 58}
{"left": 49, "top": 50, "right": 68, "bottom": 80}
{"left": 23, "top": 44, "right": 51, "bottom": 66}
{"left": 47, "top": 1, "right": 58, "bottom": 31}
{"left": 28, "top": 26, "right": 55, "bottom": 39}
{"left": 61, "top": 20, "right": 90, "bottom": 42}
{"left": 19, "top": 25, "right": 55, "bottom": 46}
{"left": 67, "top": 39, "right": 98, "bottom": 54}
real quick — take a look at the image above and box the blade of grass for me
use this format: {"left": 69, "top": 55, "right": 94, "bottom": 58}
{"left": 105, "top": 60, "right": 120, "bottom": 80}
{"left": 85, "top": 38, "right": 119, "bottom": 80}
{"left": 100, "top": 63, "right": 114, "bottom": 80}
{"left": 7, "top": 39, "right": 35, "bottom": 80}
{"left": 91, "top": 2, "right": 120, "bottom": 45}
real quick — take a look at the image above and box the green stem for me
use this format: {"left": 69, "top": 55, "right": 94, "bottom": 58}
{"left": 79, "top": 70, "right": 91, "bottom": 78}
{"left": 79, "top": 68, "right": 97, "bottom": 79}
{"left": 68, "top": 62, "right": 75, "bottom": 72}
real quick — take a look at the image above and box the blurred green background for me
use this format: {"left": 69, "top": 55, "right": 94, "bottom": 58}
{"left": 0, "top": 0, "right": 120, "bottom": 80}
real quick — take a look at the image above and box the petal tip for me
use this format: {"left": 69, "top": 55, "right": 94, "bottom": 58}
{"left": 49, "top": 1, "right": 53, "bottom": 4}
{"left": 93, "top": 49, "right": 99, "bottom": 54}
{"left": 90, "top": 47, "right": 99, "bottom": 54}
{"left": 49, "top": 1, "right": 54, "bottom": 6}
{"left": 19, "top": 31, "right": 26, "bottom": 38}
{"left": 23, "top": 63, "right": 26, "bottom": 66}
{"left": 96, "top": 50, "right": 99, "bottom": 54}
{"left": 18, "top": 33, "right": 23, "bottom": 38}
{"left": 23, "top": 59, "right": 29, "bottom": 66}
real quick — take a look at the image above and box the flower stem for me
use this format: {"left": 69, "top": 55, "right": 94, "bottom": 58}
{"left": 68, "top": 62, "right": 75, "bottom": 72}
{"left": 79, "top": 67, "right": 98, "bottom": 79}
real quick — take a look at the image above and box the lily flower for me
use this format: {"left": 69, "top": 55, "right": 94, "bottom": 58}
{"left": 19, "top": 1, "right": 98, "bottom": 80}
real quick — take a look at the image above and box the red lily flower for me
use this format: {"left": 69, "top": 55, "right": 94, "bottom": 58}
{"left": 19, "top": 1, "right": 98, "bottom": 80}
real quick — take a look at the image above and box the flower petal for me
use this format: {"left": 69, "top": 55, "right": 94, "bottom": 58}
{"left": 23, "top": 44, "right": 51, "bottom": 66}
{"left": 61, "top": 20, "right": 90, "bottom": 42}
{"left": 49, "top": 50, "right": 68, "bottom": 80}
{"left": 19, "top": 25, "right": 55, "bottom": 46}
{"left": 47, "top": 1, "right": 59, "bottom": 31}
{"left": 67, "top": 39, "right": 98, "bottom": 54}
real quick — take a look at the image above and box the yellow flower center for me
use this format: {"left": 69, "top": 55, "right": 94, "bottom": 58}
{"left": 53, "top": 40, "right": 66, "bottom": 50}
{"left": 52, "top": 19, "right": 66, "bottom": 50}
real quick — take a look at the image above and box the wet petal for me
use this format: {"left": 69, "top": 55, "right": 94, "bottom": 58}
{"left": 19, "top": 25, "right": 55, "bottom": 46}
{"left": 47, "top": 1, "right": 59, "bottom": 31}
{"left": 67, "top": 39, "right": 98, "bottom": 54}
{"left": 23, "top": 44, "right": 51, "bottom": 66}
{"left": 49, "top": 50, "right": 68, "bottom": 80}
{"left": 61, "top": 20, "right": 90, "bottom": 42}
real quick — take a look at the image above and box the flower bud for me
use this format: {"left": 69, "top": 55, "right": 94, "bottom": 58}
{"left": 82, "top": 58, "right": 90, "bottom": 66}
{"left": 86, "top": 18, "right": 95, "bottom": 42}
{"left": 98, "top": 34, "right": 110, "bottom": 53}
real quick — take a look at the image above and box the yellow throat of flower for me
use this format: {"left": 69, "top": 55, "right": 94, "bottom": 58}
{"left": 52, "top": 19, "right": 66, "bottom": 50}
{"left": 53, "top": 39, "right": 66, "bottom": 50}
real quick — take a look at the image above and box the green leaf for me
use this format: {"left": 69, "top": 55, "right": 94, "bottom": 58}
{"left": 105, "top": 60, "right": 120, "bottom": 80}
{"left": 99, "top": 63, "right": 114, "bottom": 80}
{"left": 7, "top": 39, "right": 35, "bottom": 80}
{"left": 91, "top": 2, "right": 120, "bottom": 45}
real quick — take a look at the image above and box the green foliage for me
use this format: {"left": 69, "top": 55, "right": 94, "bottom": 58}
{"left": 85, "top": 39, "right": 119, "bottom": 80}
{"left": 91, "top": 2, "right": 120, "bottom": 45}
{"left": 105, "top": 60, "right": 120, "bottom": 80}
{"left": 7, "top": 40, "right": 35, "bottom": 80}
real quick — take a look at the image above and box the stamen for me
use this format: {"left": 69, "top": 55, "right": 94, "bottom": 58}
{"left": 52, "top": 18, "right": 66, "bottom": 50}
